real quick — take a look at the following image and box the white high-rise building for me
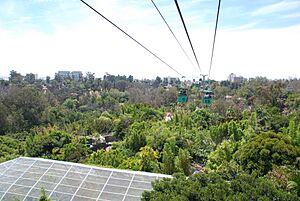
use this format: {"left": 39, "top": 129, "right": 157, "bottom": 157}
{"left": 228, "top": 73, "right": 236, "bottom": 82}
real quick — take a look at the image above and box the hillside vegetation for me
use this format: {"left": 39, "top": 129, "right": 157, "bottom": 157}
{"left": 0, "top": 71, "right": 299, "bottom": 199}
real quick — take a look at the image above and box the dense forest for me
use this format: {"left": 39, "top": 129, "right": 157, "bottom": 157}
{"left": 0, "top": 70, "right": 299, "bottom": 200}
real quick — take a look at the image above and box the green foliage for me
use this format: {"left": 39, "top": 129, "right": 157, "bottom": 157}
{"left": 162, "top": 143, "right": 176, "bottom": 174}
{"left": 39, "top": 188, "right": 51, "bottom": 201}
{"left": 1, "top": 72, "right": 300, "bottom": 200}
{"left": 94, "top": 116, "right": 113, "bottom": 134}
{"left": 175, "top": 149, "right": 191, "bottom": 176}
{"left": 89, "top": 148, "right": 127, "bottom": 168}
{"left": 25, "top": 129, "right": 72, "bottom": 159}
{"left": 3, "top": 86, "right": 47, "bottom": 130}
{"left": 185, "top": 130, "right": 214, "bottom": 164}
{"left": 267, "top": 106, "right": 289, "bottom": 132}
{"left": 206, "top": 140, "right": 233, "bottom": 172}
{"left": 191, "top": 109, "right": 211, "bottom": 128}
{"left": 60, "top": 141, "right": 90, "bottom": 162}
{"left": 0, "top": 136, "right": 24, "bottom": 163}
{"left": 249, "top": 111, "right": 258, "bottom": 131}
{"left": 139, "top": 146, "right": 160, "bottom": 172}
{"left": 119, "top": 157, "right": 142, "bottom": 171}
{"left": 228, "top": 173, "right": 299, "bottom": 200}
{"left": 142, "top": 173, "right": 300, "bottom": 201}
{"left": 286, "top": 118, "right": 300, "bottom": 147}
{"left": 285, "top": 93, "right": 300, "bottom": 112}
{"left": 290, "top": 169, "right": 300, "bottom": 196}
{"left": 121, "top": 104, "right": 164, "bottom": 121}
{"left": 0, "top": 102, "right": 8, "bottom": 134}
{"left": 113, "top": 114, "right": 133, "bottom": 139}
{"left": 209, "top": 122, "right": 229, "bottom": 145}
{"left": 266, "top": 166, "right": 300, "bottom": 196}
{"left": 145, "top": 123, "right": 175, "bottom": 151}
{"left": 266, "top": 166, "right": 291, "bottom": 191}
{"left": 228, "top": 120, "right": 243, "bottom": 142}
{"left": 234, "top": 132, "right": 299, "bottom": 176}
{"left": 63, "top": 98, "right": 78, "bottom": 110}
{"left": 124, "top": 128, "right": 147, "bottom": 153}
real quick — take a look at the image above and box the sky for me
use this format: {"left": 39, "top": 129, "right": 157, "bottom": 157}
{"left": 0, "top": 0, "right": 299, "bottom": 80}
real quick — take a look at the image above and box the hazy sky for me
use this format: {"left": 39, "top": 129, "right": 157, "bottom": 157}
{"left": 0, "top": 0, "right": 299, "bottom": 80}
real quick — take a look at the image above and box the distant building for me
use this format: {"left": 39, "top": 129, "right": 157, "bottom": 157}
{"left": 57, "top": 71, "right": 71, "bottom": 79}
{"left": 234, "top": 76, "right": 245, "bottom": 83}
{"left": 56, "top": 71, "right": 83, "bottom": 81}
{"left": 71, "top": 71, "right": 83, "bottom": 81}
{"left": 167, "top": 77, "right": 179, "bottom": 85}
{"left": 228, "top": 73, "right": 245, "bottom": 84}
{"left": 163, "top": 76, "right": 180, "bottom": 87}
{"left": 228, "top": 73, "right": 236, "bottom": 82}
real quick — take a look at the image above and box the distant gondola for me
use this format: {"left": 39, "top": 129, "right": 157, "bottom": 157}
{"left": 177, "top": 88, "right": 188, "bottom": 103}
{"left": 202, "top": 89, "right": 213, "bottom": 105}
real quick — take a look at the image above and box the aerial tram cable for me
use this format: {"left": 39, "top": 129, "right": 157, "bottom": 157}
{"left": 150, "top": 0, "right": 198, "bottom": 72}
{"left": 79, "top": 0, "right": 184, "bottom": 77}
{"left": 202, "top": 0, "right": 222, "bottom": 105}
{"left": 174, "top": 0, "right": 202, "bottom": 74}
{"left": 208, "top": 0, "right": 222, "bottom": 81}
{"left": 175, "top": 0, "right": 222, "bottom": 105}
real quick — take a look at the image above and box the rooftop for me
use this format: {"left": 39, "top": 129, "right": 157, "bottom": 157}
{"left": 0, "top": 157, "right": 170, "bottom": 201}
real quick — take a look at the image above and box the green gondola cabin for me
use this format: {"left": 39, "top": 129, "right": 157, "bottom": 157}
{"left": 202, "top": 89, "right": 213, "bottom": 105}
{"left": 177, "top": 88, "right": 188, "bottom": 103}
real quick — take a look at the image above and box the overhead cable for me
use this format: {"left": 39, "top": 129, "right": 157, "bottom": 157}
{"left": 150, "top": 0, "right": 197, "bottom": 72}
{"left": 79, "top": 0, "right": 184, "bottom": 77}
{"left": 174, "top": 0, "right": 202, "bottom": 74}
{"left": 208, "top": 0, "right": 222, "bottom": 80}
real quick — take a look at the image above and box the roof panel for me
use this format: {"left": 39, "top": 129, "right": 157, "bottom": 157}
{"left": 28, "top": 187, "right": 51, "bottom": 198}
{"left": 73, "top": 195, "right": 96, "bottom": 201}
{"left": 90, "top": 169, "right": 112, "bottom": 177}
{"left": 133, "top": 175, "right": 157, "bottom": 183}
{"left": 40, "top": 175, "right": 61, "bottom": 183}
{"left": 50, "top": 191, "right": 73, "bottom": 201}
{"left": 76, "top": 188, "right": 100, "bottom": 198}
{"left": 2, "top": 192, "right": 25, "bottom": 201}
{"left": 8, "top": 184, "right": 31, "bottom": 195}
{"left": 81, "top": 181, "right": 104, "bottom": 191}
{"left": 47, "top": 168, "right": 67, "bottom": 177}
{"left": 61, "top": 178, "right": 82, "bottom": 187}
{"left": 22, "top": 172, "right": 43, "bottom": 180}
{"left": 24, "top": 196, "right": 38, "bottom": 201}
{"left": 55, "top": 184, "right": 78, "bottom": 195}
{"left": 130, "top": 181, "right": 152, "bottom": 189}
{"left": 124, "top": 196, "right": 141, "bottom": 201}
{"left": 34, "top": 181, "right": 56, "bottom": 191}
{"left": 99, "top": 191, "right": 124, "bottom": 201}
{"left": 111, "top": 172, "right": 133, "bottom": 180}
{"left": 4, "top": 169, "right": 24, "bottom": 177}
{"left": 103, "top": 184, "right": 127, "bottom": 194}
{"left": 107, "top": 178, "right": 131, "bottom": 187}
{"left": 0, "top": 175, "right": 16, "bottom": 184}
{"left": 0, "top": 182, "right": 10, "bottom": 192}
{"left": 15, "top": 178, "right": 36, "bottom": 186}
{"left": 34, "top": 161, "right": 53, "bottom": 169}
{"left": 127, "top": 188, "right": 146, "bottom": 197}
{"left": 51, "top": 163, "right": 72, "bottom": 171}
{"left": 0, "top": 157, "right": 171, "bottom": 200}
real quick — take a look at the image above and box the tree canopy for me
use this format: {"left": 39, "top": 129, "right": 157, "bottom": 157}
{"left": 1, "top": 71, "right": 300, "bottom": 199}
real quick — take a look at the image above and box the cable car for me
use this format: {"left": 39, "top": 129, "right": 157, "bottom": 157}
{"left": 202, "top": 89, "right": 213, "bottom": 105}
{"left": 198, "top": 75, "right": 213, "bottom": 105}
{"left": 177, "top": 88, "right": 188, "bottom": 103}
